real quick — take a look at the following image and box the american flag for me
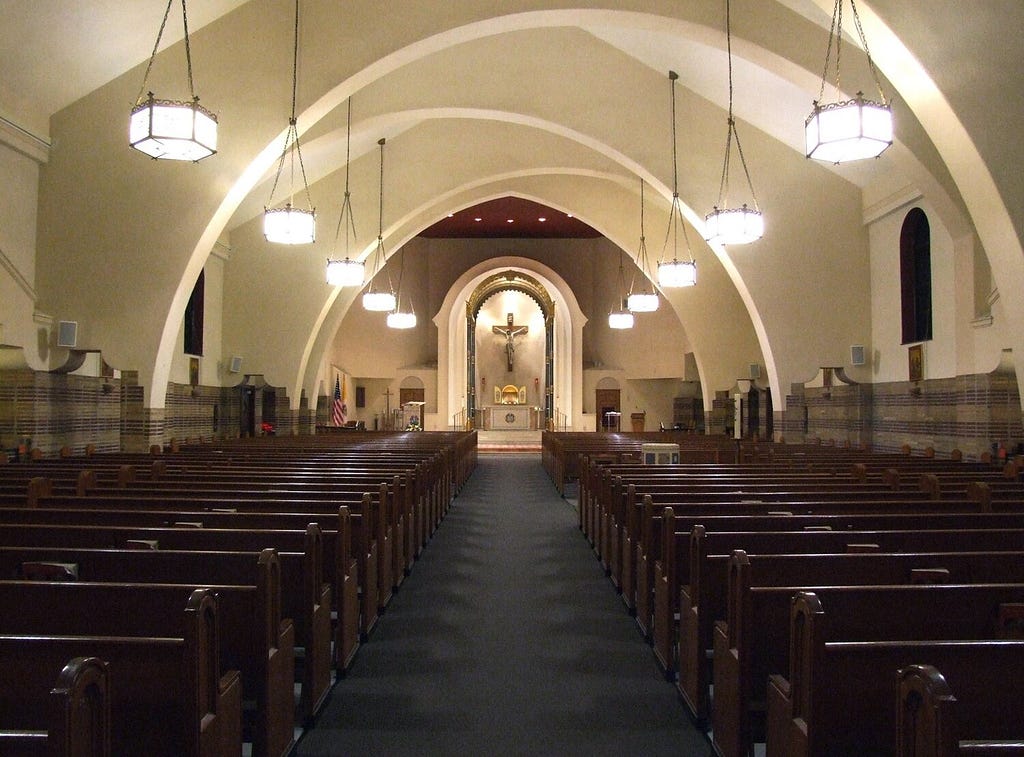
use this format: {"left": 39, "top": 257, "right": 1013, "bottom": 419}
{"left": 332, "top": 376, "right": 346, "bottom": 426}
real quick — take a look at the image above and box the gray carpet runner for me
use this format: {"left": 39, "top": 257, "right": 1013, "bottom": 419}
{"left": 295, "top": 454, "right": 712, "bottom": 756}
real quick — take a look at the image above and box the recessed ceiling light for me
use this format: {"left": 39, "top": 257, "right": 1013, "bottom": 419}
{"left": 566, "top": 213, "right": 574, "bottom": 218}
{"left": 538, "top": 217, "right": 547, "bottom": 222}
{"left": 447, "top": 213, "right": 454, "bottom": 218}
{"left": 474, "top": 217, "right": 482, "bottom": 222}
{"left": 507, "top": 219, "right": 514, "bottom": 224}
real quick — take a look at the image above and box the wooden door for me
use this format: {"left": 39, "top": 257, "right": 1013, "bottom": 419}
{"left": 595, "top": 389, "right": 621, "bottom": 432}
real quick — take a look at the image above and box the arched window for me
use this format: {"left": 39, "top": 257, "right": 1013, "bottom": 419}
{"left": 900, "top": 208, "right": 932, "bottom": 344}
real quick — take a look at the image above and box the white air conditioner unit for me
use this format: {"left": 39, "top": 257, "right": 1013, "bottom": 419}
{"left": 57, "top": 320, "right": 78, "bottom": 348}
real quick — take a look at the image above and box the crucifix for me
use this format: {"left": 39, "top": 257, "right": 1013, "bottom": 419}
{"left": 493, "top": 312, "right": 528, "bottom": 371}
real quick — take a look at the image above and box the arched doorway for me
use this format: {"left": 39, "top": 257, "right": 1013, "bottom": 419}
{"left": 466, "top": 270, "right": 554, "bottom": 428}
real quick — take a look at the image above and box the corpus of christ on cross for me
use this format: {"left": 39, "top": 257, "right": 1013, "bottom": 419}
{"left": 493, "top": 312, "right": 528, "bottom": 371}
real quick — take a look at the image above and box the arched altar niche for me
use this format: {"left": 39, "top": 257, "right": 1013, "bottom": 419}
{"left": 497, "top": 384, "right": 527, "bottom": 404}
{"left": 466, "top": 270, "right": 554, "bottom": 428}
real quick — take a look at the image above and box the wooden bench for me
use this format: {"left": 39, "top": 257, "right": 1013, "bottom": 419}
{"left": 897, "top": 664, "right": 1024, "bottom": 756}
{"left": 0, "top": 549, "right": 293, "bottom": 757}
{"left": 657, "top": 518, "right": 1024, "bottom": 678}
{"left": 0, "top": 540, "right": 331, "bottom": 725}
{"left": 0, "top": 502, "right": 361, "bottom": 674}
{"left": 712, "top": 550, "right": 1024, "bottom": 757}
{"left": 765, "top": 591, "right": 1024, "bottom": 757}
{"left": 0, "top": 655, "right": 109, "bottom": 757}
{"left": 0, "top": 588, "right": 242, "bottom": 757}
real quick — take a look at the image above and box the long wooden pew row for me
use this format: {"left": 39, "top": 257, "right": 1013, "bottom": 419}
{"left": 9, "top": 463, "right": 429, "bottom": 590}
{"left": 0, "top": 502, "right": 361, "bottom": 674}
{"left": 625, "top": 499, "right": 1024, "bottom": 623}
{"left": 676, "top": 548, "right": 1024, "bottom": 729}
{"left": 591, "top": 467, "right": 1023, "bottom": 607}
{"left": 631, "top": 488, "right": 1024, "bottom": 640}
{"left": 0, "top": 655, "right": 109, "bottom": 757}
{"left": 897, "top": 664, "right": 1024, "bottom": 757}
{"left": 0, "top": 588, "right": 242, "bottom": 757}
{"left": 672, "top": 520, "right": 1024, "bottom": 724}
{"left": 0, "top": 493, "right": 371, "bottom": 653}
{"left": 765, "top": 591, "right": 1024, "bottom": 757}
{"left": 711, "top": 550, "right": 1024, "bottom": 757}
{"left": 0, "top": 539, "right": 332, "bottom": 725}
{"left": 0, "top": 552, "right": 294, "bottom": 757}
{"left": 602, "top": 470, "right": 1022, "bottom": 573}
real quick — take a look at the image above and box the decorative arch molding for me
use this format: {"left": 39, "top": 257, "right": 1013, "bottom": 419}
{"left": 467, "top": 270, "right": 555, "bottom": 321}
{"left": 435, "top": 256, "right": 586, "bottom": 431}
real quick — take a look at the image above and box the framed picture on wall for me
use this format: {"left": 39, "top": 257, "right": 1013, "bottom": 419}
{"left": 189, "top": 356, "right": 200, "bottom": 386}
{"left": 908, "top": 344, "right": 923, "bottom": 382}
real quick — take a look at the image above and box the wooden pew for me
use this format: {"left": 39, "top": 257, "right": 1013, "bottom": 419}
{"left": 0, "top": 549, "right": 293, "bottom": 757}
{"left": 659, "top": 518, "right": 1024, "bottom": 683}
{"left": 0, "top": 589, "right": 242, "bottom": 757}
{"left": 0, "top": 655, "right": 109, "bottom": 757}
{"left": 0, "top": 540, "right": 331, "bottom": 725}
{"left": 897, "top": 664, "right": 1024, "bottom": 756}
{"left": 0, "top": 503, "right": 361, "bottom": 674}
{"left": 765, "top": 591, "right": 1024, "bottom": 757}
{"left": 711, "top": 550, "right": 1024, "bottom": 757}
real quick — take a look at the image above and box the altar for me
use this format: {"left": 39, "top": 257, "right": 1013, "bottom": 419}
{"left": 483, "top": 405, "right": 533, "bottom": 430}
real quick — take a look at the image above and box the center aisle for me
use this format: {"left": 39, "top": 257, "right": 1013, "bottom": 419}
{"left": 295, "top": 454, "right": 712, "bottom": 756}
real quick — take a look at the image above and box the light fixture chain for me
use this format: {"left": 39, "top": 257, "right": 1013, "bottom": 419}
{"left": 290, "top": 0, "right": 300, "bottom": 120}
{"left": 670, "top": 73, "right": 679, "bottom": 197}
{"left": 332, "top": 98, "right": 357, "bottom": 257}
{"left": 134, "top": 0, "right": 175, "bottom": 105}
{"left": 180, "top": 0, "right": 196, "bottom": 99}
{"left": 817, "top": 0, "right": 842, "bottom": 102}
{"left": 849, "top": 0, "right": 887, "bottom": 103}
{"left": 731, "top": 123, "right": 761, "bottom": 211}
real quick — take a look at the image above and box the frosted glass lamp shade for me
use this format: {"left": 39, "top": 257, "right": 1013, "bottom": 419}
{"left": 326, "top": 258, "right": 365, "bottom": 286}
{"left": 362, "top": 290, "right": 396, "bottom": 311}
{"left": 658, "top": 259, "right": 697, "bottom": 288}
{"left": 264, "top": 205, "right": 316, "bottom": 245}
{"left": 608, "top": 310, "right": 635, "bottom": 329}
{"left": 626, "top": 292, "right": 659, "bottom": 312}
{"left": 387, "top": 311, "right": 417, "bottom": 329}
{"left": 129, "top": 95, "right": 218, "bottom": 161}
{"left": 805, "top": 95, "right": 893, "bottom": 163}
{"left": 705, "top": 206, "right": 764, "bottom": 245}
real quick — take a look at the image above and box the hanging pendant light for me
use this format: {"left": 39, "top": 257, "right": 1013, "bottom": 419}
{"left": 386, "top": 249, "right": 417, "bottom": 329}
{"left": 326, "top": 97, "right": 366, "bottom": 286}
{"left": 264, "top": 0, "right": 316, "bottom": 244}
{"left": 705, "top": 0, "right": 764, "bottom": 246}
{"left": 363, "top": 138, "right": 397, "bottom": 312}
{"left": 627, "top": 179, "right": 659, "bottom": 312}
{"left": 657, "top": 71, "right": 697, "bottom": 288}
{"left": 608, "top": 250, "right": 635, "bottom": 329}
{"left": 129, "top": 0, "right": 218, "bottom": 161}
{"left": 805, "top": 0, "right": 893, "bottom": 163}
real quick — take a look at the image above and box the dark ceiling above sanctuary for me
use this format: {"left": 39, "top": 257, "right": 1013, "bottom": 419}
{"left": 418, "top": 197, "right": 602, "bottom": 239}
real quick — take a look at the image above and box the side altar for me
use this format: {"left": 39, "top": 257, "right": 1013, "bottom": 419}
{"left": 478, "top": 384, "right": 543, "bottom": 430}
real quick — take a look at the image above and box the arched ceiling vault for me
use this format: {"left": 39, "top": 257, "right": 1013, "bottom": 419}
{"left": 12, "top": 2, "right": 1018, "bottom": 412}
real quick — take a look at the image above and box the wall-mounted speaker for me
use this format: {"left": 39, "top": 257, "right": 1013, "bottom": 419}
{"left": 228, "top": 355, "right": 243, "bottom": 373}
{"left": 56, "top": 320, "right": 78, "bottom": 348}
{"left": 850, "top": 345, "right": 866, "bottom": 366}
{"left": 749, "top": 363, "right": 761, "bottom": 380}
